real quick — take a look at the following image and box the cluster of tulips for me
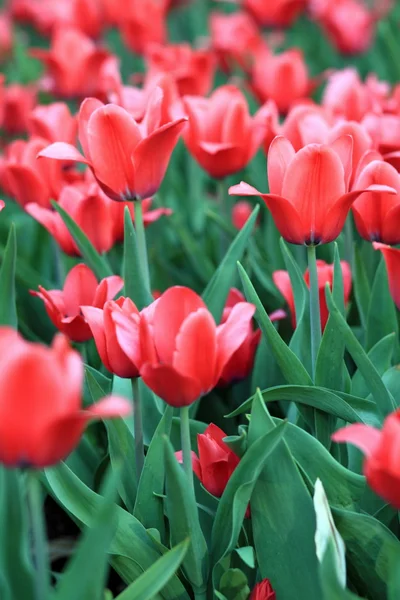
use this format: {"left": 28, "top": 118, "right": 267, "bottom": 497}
{"left": 1, "top": 0, "right": 400, "bottom": 599}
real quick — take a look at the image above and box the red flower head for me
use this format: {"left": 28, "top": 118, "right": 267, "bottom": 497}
{"left": 243, "top": 0, "right": 306, "bottom": 27}
{"left": 114, "top": 286, "right": 256, "bottom": 407}
{"left": 183, "top": 85, "right": 270, "bottom": 179}
{"left": 118, "top": 0, "right": 168, "bottom": 55}
{"left": 1, "top": 83, "right": 37, "bottom": 135}
{"left": 373, "top": 242, "right": 400, "bottom": 309}
{"left": 232, "top": 201, "right": 254, "bottom": 230}
{"left": 362, "top": 112, "right": 400, "bottom": 156}
{"left": 0, "top": 12, "right": 13, "bottom": 62}
{"left": 209, "top": 11, "right": 268, "bottom": 72}
{"left": 229, "top": 135, "right": 394, "bottom": 245}
{"left": 250, "top": 579, "right": 276, "bottom": 600}
{"left": 2, "top": 138, "right": 67, "bottom": 209}
{"left": 31, "top": 264, "right": 123, "bottom": 343}
{"left": 0, "top": 328, "right": 130, "bottom": 468}
{"left": 273, "top": 260, "right": 352, "bottom": 330}
{"left": 352, "top": 160, "right": 400, "bottom": 244}
{"left": 322, "top": 68, "right": 383, "bottom": 122}
{"left": 62, "top": 0, "right": 105, "bottom": 39}
{"left": 146, "top": 43, "right": 216, "bottom": 98}
{"left": 28, "top": 102, "right": 77, "bottom": 144}
{"left": 82, "top": 297, "right": 143, "bottom": 378}
{"left": 26, "top": 181, "right": 116, "bottom": 255}
{"left": 251, "top": 49, "right": 313, "bottom": 114}
{"left": 38, "top": 91, "right": 187, "bottom": 202}
{"left": 332, "top": 410, "right": 400, "bottom": 509}
{"left": 31, "top": 27, "right": 112, "bottom": 98}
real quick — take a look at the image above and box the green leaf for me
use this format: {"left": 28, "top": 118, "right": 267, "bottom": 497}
{"left": 325, "top": 287, "right": 395, "bottom": 416}
{"left": 164, "top": 438, "right": 209, "bottom": 592}
{"left": 228, "top": 385, "right": 378, "bottom": 425}
{"left": 247, "top": 391, "right": 322, "bottom": 600}
{"left": 319, "top": 541, "right": 362, "bottom": 600}
{"left": 0, "top": 468, "right": 34, "bottom": 600}
{"left": 217, "top": 569, "right": 251, "bottom": 600}
{"left": 44, "top": 463, "right": 189, "bottom": 599}
{"left": 123, "top": 207, "right": 153, "bottom": 310}
{"left": 353, "top": 245, "right": 371, "bottom": 332}
{"left": 51, "top": 201, "right": 112, "bottom": 280}
{"left": 238, "top": 262, "right": 313, "bottom": 386}
{"left": 234, "top": 547, "right": 255, "bottom": 569}
{"left": 352, "top": 334, "right": 395, "bottom": 400}
{"left": 366, "top": 257, "right": 398, "bottom": 351}
{"left": 203, "top": 205, "right": 259, "bottom": 322}
{"left": 115, "top": 540, "right": 189, "bottom": 600}
{"left": 211, "top": 398, "right": 287, "bottom": 568}
{"left": 134, "top": 407, "right": 173, "bottom": 542}
{"left": 53, "top": 468, "right": 119, "bottom": 600}
{"left": 0, "top": 225, "right": 17, "bottom": 328}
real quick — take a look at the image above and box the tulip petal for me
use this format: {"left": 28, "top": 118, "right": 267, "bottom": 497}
{"left": 140, "top": 363, "right": 202, "bottom": 407}
{"left": 85, "top": 395, "right": 132, "bottom": 418}
{"left": 332, "top": 423, "right": 381, "bottom": 457}
{"left": 78, "top": 97, "right": 104, "bottom": 160}
{"left": 260, "top": 193, "right": 306, "bottom": 244}
{"left": 229, "top": 181, "right": 264, "bottom": 197}
{"left": 5, "top": 165, "right": 49, "bottom": 208}
{"left": 93, "top": 275, "right": 124, "bottom": 308}
{"left": 38, "top": 142, "right": 90, "bottom": 165}
{"left": 63, "top": 264, "right": 99, "bottom": 316}
{"left": 328, "top": 134, "right": 353, "bottom": 190}
{"left": 268, "top": 135, "right": 296, "bottom": 195}
{"left": 175, "top": 450, "right": 202, "bottom": 481}
{"left": 216, "top": 302, "right": 256, "bottom": 377}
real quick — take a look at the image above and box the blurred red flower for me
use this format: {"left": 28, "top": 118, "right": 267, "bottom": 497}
{"left": 250, "top": 579, "right": 276, "bottom": 600}
{"left": 28, "top": 102, "right": 77, "bottom": 144}
{"left": 373, "top": 242, "right": 400, "bottom": 309}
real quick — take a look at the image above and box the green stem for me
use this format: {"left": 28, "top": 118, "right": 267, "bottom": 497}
{"left": 134, "top": 201, "right": 151, "bottom": 292}
{"left": 180, "top": 406, "right": 194, "bottom": 494}
{"left": 307, "top": 244, "right": 322, "bottom": 377}
{"left": 344, "top": 214, "right": 354, "bottom": 271}
{"left": 194, "top": 588, "right": 207, "bottom": 600}
{"left": 131, "top": 378, "right": 144, "bottom": 484}
{"left": 217, "top": 178, "right": 230, "bottom": 258}
{"left": 26, "top": 471, "right": 50, "bottom": 600}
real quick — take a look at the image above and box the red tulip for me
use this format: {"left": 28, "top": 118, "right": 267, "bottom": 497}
{"left": 31, "top": 264, "right": 123, "bottom": 343}
{"left": 251, "top": 50, "right": 313, "bottom": 114}
{"left": 26, "top": 181, "right": 115, "bottom": 255}
{"left": 118, "top": 0, "right": 168, "bottom": 55}
{"left": 243, "top": 0, "right": 306, "bottom": 27}
{"left": 28, "top": 102, "right": 77, "bottom": 144}
{"left": 250, "top": 579, "right": 276, "bottom": 600}
{"left": 63, "top": 0, "right": 105, "bottom": 39}
{"left": 362, "top": 112, "right": 400, "bottom": 156}
{"left": 332, "top": 410, "right": 400, "bottom": 509}
{"left": 31, "top": 27, "right": 112, "bottom": 98}
{"left": 0, "top": 327, "right": 130, "bottom": 468}
{"left": 177, "top": 423, "right": 240, "bottom": 497}
{"left": 322, "top": 69, "right": 383, "bottom": 122}
{"left": 229, "top": 135, "right": 394, "bottom": 245}
{"left": 183, "top": 85, "right": 270, "bottom": 178}
{"left": 82, "top": 297, "right": 142, "bottom": 378}
{"left": 2, "top": 138, "right": 67, "bottom": 209}
{"left": 115, "top": 286, "right": 256, "bottom": 407}
{"left": 373, "top": 242, "right": 400, "bottom": 309}
{"left": 146, "top": 43, "right": 216, "bottom": 98}
{"left": 1, "top": 83, "right": 37, "bottom": 135}
{"left": 38, "top": 91, "right": 187, "bottom": 202}
{"left": 232, "top": 201, "right": 254, "bottom": 230}
{"left": 273, "top": 260, "right": 352, "bottom": 330}
{"left": 352, "top": 160, "right": 400, "bottom": 244}
{"left": 0, "top": 12, "right": 13, "bottom": 62}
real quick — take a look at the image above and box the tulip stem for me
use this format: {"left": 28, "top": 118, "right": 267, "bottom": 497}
{"left": 307, "top": 244, "right": 322, "bottom": 377}
{"left": 134, "top": 201, "right": 151, "bottom": 292}
{"left": 180, "top": 406, "right": 194, "bottom": 494}
{"left": 344, "top": 215, "right": 354, "bottom": 271}
{"left": 26, "top": 470, "right": 50, "bottom": 600}
{"left": 131, "top": 377, "right": 144, "bottom": 485}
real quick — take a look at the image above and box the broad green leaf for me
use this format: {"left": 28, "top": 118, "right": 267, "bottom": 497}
{"left": 0, "top": 468, "right": 34, "bottom": 600}
{"left": 366, "top": 257, "right": 398, "bottom": 351}
{"left": 325, "top": 287, "right": 395, "bottom": 416}
{"left": 352, "top": 334, "right": 395, "bottom": 400}
{"left": 123, "top": 207, "right": 153, "bottom": 310}
{"left": 217, "top": 569, "right": 251, "bottom": 600}
{"left": 134, "top": 407, "right": 173, "bottom": 542}
{"left": 203, "top": 205, "right": 259, "bottom": 322}
{"left": 319, "top": 542, "right": 362, "bottom": 600}
{"left": 51, "top": 201, "right": 112, "bottom": 280}
{"left": 353, "top": 245, "right": 371, "bottom": 332}
{"left": 247, "top": 392, "right": 322, "bottom": 600}
{"left": 164, "top": 438, "right": 209, "bottom": 592}
{"left": 115, "top": 540, "right": 189, "bottom": 600}
{"left": 238, "top": 262, "right": 313, "bottom": 386}
{"left": 0, "top": 225, "right": 17, "bottom": 328}
{"left": 44, "top": 463, "right": 189, "bottom": 599}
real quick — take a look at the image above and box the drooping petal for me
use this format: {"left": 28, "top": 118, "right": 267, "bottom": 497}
{"left": 229, "top": 181, "right": 264, "bottom": 197}
{"left": 332, "top": 423, "right": 381, "bottom": 458}
{"left": 37, "top": 142, "right": 90, "bottom": 164}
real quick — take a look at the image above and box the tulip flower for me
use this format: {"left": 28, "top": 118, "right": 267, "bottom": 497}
{"left": 229, "top": 135, "right": 395, "bottom": 245}
{"left": 146, "top": 43, "right": 216, "bottom": 98}
{"left": 31, "top": 27, "right": 112, "bottom": 98}
{"left": 373, "top": 242, "right": 400, "bottom": 309}
{"left": 31, "top": 264, "right": 123, "bottom": 343}
{"left": 2, "top": 138, "right": 67, "bottom": 209}
{"left": 38, "top": 91, "right": 188, "bottom": 202}
{"left": 232, "top": 201, "right": 254, "bottom": 230}
{"left": 114, "top": 286, "right": 256, "bottom": 407}
{"left": 28, "top": 102, "right": 77, "bottom": 144}
{"left": 1, "top": 82, "right": 37, "bottom": 135}
{"left": 243, "top": 0, "right": 306, "bottom": 27}
{"left": 362, "top": 112, "right": 400, "bottom": 156}
{"left": 251, "top": 50, "right": 313, "bottom": 114}
{"left": 352, "top": 160, "right": 400, "bottom": 244}
{"left": 26, "top": 181, "right": 115, "bottom": 255}
{"left": 273, "top": 260, "right": 352, "bottom": 330}
{"left": 250, "top": 579, "right": 276, "bottom": 600}
{"left": 0, "top": 13, "right": 13, "bottom": 62}
{"left": 322, "top": 69, "right": 383, "bottom": 122}
{"left": 183, "top": 85, "right": 270, "bottom": 179}
{"left": 0, "top": 327, "right": 130, "bottom": 468}
{"left": 118, "top": 0, "right": 168, "bottom": 55}
{"left": 82, "top": 297, "right": 143, "bottom": 378}
{"left": 332, "top": 410, "right": 400, "bottom": 509}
